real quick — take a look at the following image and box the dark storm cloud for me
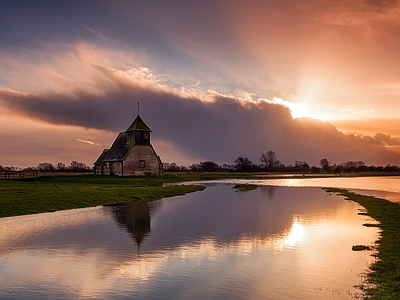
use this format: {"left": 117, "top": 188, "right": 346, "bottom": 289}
{"left": 1, "top": 67, "right": 399, "bottom": 166}
{"left": 0, "top": 80, "right": 291, "bottom": 164}
{"left": 1, "top": 0, "right": 400, "bottom": 166}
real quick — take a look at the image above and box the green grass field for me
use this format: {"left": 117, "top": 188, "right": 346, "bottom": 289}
{"left": 328, "top": 188, "right": 400, "bottom": 299}
{"left": 0, "top": 174, "right": 214, "bottom": 218}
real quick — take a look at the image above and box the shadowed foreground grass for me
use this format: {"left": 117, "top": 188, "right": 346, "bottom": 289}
{"left": 328, "top": 188, "right": 400, "bottom": 299}
{"left": 0, "top": 174, "right": 209, "bottom": 218}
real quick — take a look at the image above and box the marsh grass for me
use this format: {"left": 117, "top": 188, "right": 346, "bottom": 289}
{"left": 0, "top": 174, "right": 209, "bottom": 218}
{"left": 328, "top": 188, "right": 400, "bottom": 299}
{"left": 233, "top": 184, "right": 259, "bottom": 192}
{"left": 352, "top": 245, "right": 371, "bottom": 251}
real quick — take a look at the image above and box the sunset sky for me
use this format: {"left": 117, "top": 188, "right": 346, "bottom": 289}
{"left": 1, "top": 0, "right": 400, "bottom": 168}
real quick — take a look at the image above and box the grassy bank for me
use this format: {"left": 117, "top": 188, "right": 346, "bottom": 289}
{"left": 329, "top": 188, "right": 400, "bottom": 299}
{"left": 0, "top": 174, "right": 214, "bottom": 218}
{"left": 0, "top": 172, "right": 287, "bottom": 218}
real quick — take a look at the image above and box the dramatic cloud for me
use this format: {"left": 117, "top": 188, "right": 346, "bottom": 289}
{"left": 1, "top": 1, "right": 400, "bottom": 167}
{"left": 1, "top": 60, "right": 399, "bottom": 167}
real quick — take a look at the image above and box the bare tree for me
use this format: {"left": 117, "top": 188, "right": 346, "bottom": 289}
{"left": 234, "top": 157, "right": 253, "bottom": 172}
{"left": 320, "top": 158, "right": 331, "bottom": 172}
{"left": 295, "top": 160, "right": 310, "bottom": 172}
{"left": 260, "top": 151, "right": 280, "bottom": 171}
{"left": 200, "top": 161, "right": 219, "bottom": 172}
{"left": 70, "top": 161, "right": 90, "bottom": 172}
{"left": 37, "top": 162, "right": 54, "bottom": 172}
{"left": 189, "top": 164, "right": 201, "bottom": 172}
{"left": 56, "top": 162, "right": 66, "bottom": 171}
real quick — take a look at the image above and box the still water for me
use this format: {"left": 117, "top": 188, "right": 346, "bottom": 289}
{"left": 0, "top": 184, "right": 378, "bottom": 299}
{"left": 220, "top": 176, "right": 400, "bottom": 203}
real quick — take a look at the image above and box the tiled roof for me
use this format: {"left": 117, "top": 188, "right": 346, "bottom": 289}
{"left": 94, "top": 132, "right": 130, "bottom": 163}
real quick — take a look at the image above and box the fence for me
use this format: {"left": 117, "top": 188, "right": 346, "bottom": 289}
{"left": 0, "top": 171, "right": 38, "bottom": 180}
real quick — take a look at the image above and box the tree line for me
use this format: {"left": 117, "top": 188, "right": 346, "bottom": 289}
{"left": 0, "top": 161, "right": 92, "bottom": 173}
{"left": 2, "top": 151, "right": 399, "bottom": 174}
{"left": 163, "top": 151, "right": 400, "bottom": 174}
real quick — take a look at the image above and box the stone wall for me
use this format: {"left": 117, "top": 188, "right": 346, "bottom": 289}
{"left": 123, "top": 145, "right": 162, "bottom": 176}
{"left": 102, "top": 163, "right": 110, "bottom": 175}
{"left": 94, "top": 165, "right": 101, "bottom": 174}
{"left": 111, "top": 162, "right": 122, "bottom": 175}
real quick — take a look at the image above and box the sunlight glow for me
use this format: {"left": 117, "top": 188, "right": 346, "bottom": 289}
{"left": 283, "top": 217, "right": 305, "bottom": 247}
{"left": 259, "top": 97, "right": 307, "bottom": 119}
{"left": 288, "top": 102, "right": 307, "bottom": 119}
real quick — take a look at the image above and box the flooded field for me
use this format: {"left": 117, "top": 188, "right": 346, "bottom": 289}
{"left": 0, "top": 184, "right": 379, "bottom": 299}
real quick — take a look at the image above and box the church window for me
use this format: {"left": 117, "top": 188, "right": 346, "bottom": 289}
{"left": 139, "top": 160, "right": 146, "bottom": 168}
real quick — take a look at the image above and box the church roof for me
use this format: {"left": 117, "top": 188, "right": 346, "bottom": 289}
{"left": 94, "top": 132, "right": 130, "bottom": 163}
{"left": 95, "top": 149, "right": 110, "bottom": 163}
{"left": 94, "top": 114, "right": 155, "bottom": 165}
{"left": 125, "top": 115, "right": 152, "bottom": 132}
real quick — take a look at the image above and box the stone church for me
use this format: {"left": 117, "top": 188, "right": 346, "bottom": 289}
{"left": 94, "top": 114, "right": 163, "bottom": 176}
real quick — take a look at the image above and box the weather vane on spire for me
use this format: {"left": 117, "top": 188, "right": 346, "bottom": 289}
{"left": 137, "top": 102, "right": 140, "bottom": 116}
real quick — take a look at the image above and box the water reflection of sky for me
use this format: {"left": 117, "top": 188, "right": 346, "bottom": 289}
{"left": 0, "top": 185, "right": 378, "bottom": 299}
{"left": 274, "top": 176, "right": 400, "bottom": 203}
{"left": 205, "top": 176, "right": 400, "bottom": 202}
{"left": 189, "top": 176, "right": 400, "bottom": 203}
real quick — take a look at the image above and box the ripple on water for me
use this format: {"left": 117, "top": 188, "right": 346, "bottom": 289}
{"left": 0, "top": 184, "right": 380, "bottom": 299}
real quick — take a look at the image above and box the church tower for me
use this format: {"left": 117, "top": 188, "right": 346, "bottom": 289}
{"left": 125, "top": 114, "right": 152, "bottom": 145}
{"left": 93, "top": 107, "right": 163, "bottom": 176}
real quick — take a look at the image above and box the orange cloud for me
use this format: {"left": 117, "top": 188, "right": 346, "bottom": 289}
{"left": 1, "top": 61, "right": 400, "bottom": 167}
{"left": 332, "top": 119, "right": 400, "bottom": 137}
{"left": 76, "top": 139, "right": 95, "bottom": 145}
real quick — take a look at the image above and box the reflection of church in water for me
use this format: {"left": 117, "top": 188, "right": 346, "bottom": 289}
{"left": 111, "top": 201, "right": 160, "bottom": 247}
